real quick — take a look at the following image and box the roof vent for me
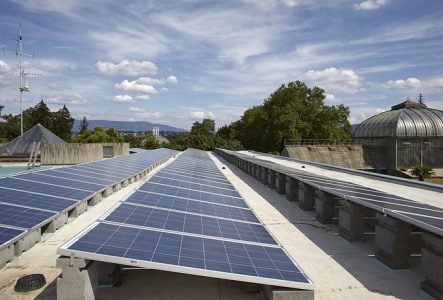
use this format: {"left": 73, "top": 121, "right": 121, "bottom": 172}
{"left": 14, "top": 274, "right": 46, "bottom": 292}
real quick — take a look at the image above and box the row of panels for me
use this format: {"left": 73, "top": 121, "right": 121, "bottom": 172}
{"left": 221, "top": 149, "right": 443, "bottom": 237}
{"left": 59, "top": 149, "right": 314, "bottom": 290}
{"left": 0, "top": 148, "right": 176, "bottom": 251}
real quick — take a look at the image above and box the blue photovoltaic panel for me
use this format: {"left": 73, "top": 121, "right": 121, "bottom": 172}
{"left": 0, "top": 203, "right": 56, "bottom": 229}
{"left": 148, "top": 177, "right": 241, "bottom": 198}
{"left": 34, "top": 169, "right": 115, "bottom": 186}
{"left": 59, "top": 149, "right": 313, "bottom": 290}
{"left": 126, "top": 191, "right": 259, "bottom": 223}
{"left": 0, "top": 177, "right": 94, "bottom": 201}
{"left": 104, "top": 203, "right": 276, "bottom": 245}
{"left": 0, "top": 187, "right": 78, "bottom": 212}
{"left": 52, "top": 168, "right": 120, "bottom": 183}
{"left": 13, "top": 173, "right": 107, "bottom": 192}
{"left": 0, "top": 226, "right": 24, "bottom": 247}
{"left": 157, "top": 170, "right": 232, "bottom": 187}
{"left": 138, "top": 183, "right": 248, "bottom": 208}
{"left": 64, "top": 223, "right": 311, "bottom": 288}
{"left": 155, "top": 172, "right": 235, "bottom": 189}
{"left": 158, "top": 169, "right": 230, "bottom": 184}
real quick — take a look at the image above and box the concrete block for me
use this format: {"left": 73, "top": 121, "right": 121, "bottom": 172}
{"left": 0, "top": 244, "right": 15, "bottom": 268}
{"left": 121, "top": 179, "right": 129, "bottom": 188}
{"left": 43, "top": 213, "right": 68, "bottom": 234}
{"left": 57, "top": 256, "right": 98, "bottom": 300}
{"left": 97, "top": 262, "right": 122, "bottom": 287}
{"left": 276, "top": 172, "right": 286, "bottom": 194}
{"left": 268, "top": 170, "right": 276, "bottom": 189}
{"left": 69, "top": 201, "right": 88, "bottom": 218}
{"left": 251, "top": 164, "right": 257, "bottom": 177}
{"left": 263, "top": 285, "right": 314, "bottom": 300}
{"left": 315, "top": 191, "right": 336, "bottom": 224}
{"left": 255, "top": 165, "right": 262, "bottom": 179}
{"left": 298, "top": 183, "right": 314, "bottom": 211}
{"left": 262, "top": 167, "right": 270, "bottom": 185}
{"left": 285, "top": 177, "right": 299, "bottom": 202}
{"left": 128, "top": 177, "right": 136, "bottom": 184}
{"left": 88, "top": 194, "right": 102, "bottom": 206}
{"left": 421, "top": 232, "right": 443, "bottom": 300}
{"left": 102, "top": 187, "right": 113, "bottom": 198}
{"left": 339, "top": 202, "right": 365, "bottom": 242}
{"left": 14, "top": 228, "right": 41, "bottom": 256}
{"left": 374, "top": 214, "right": 411, "bottom": 269}
{"left": 113, "top": 183, "right": 122, "bottom": 192}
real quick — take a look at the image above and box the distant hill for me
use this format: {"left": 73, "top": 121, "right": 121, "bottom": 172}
{"left": 72, "top": 119, "right": 187, "bottom": 133}
{"left": 351, "top": 123, "right": 360, "bottom": 133}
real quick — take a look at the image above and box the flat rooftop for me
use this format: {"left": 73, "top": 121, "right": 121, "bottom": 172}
{"left": 0, "top": 152, "right": 433, "bottom": 299}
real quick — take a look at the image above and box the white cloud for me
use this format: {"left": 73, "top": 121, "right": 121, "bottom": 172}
{"left": 304, "top": 67, "right": 361, "bottom": 93}
{"left": 96, "top": 60, "right": 158, "bottom": 76}
{"left": 129, "top": 106, "right": 144, "bottom": 112}
{"left": 135, "top": 95, "right": 150, "bottom": 101}
{"left": 0, "top": 60, "right": 11, "bottom": 74}
{"left": 166, "top": 75, "right": 178, "bottom": 84}
{"left": 190, "top": 111, "right": 215, "bottom": 119}
{"left": 160, "top": 87, "right": 169, "bottom": 93}
{"left": 383, "top": 77, "right": 422, "bottom": 89}
{"left": 137, "top": 77, "right": 162, "bottom": 85}
{"left": 354, "top": 0, "right": 387, "bottom": 10}
{"left": 46, "top": 93, "right": 86, "bottom": 105}
{"left": 113, "top": 95, "right": 134, "bottom": 103}
{"left": 115, "top": 80, "right": 157, "bottom": 94}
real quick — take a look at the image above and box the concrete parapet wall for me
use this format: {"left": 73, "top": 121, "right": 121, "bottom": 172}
{"left": 102, "top": 143, "right": 129, "bottom": 156}
{"left": 282, "top": 145, "right": 383, "bottom": 170}
{"left": 41, "top": 143, "right": 103, "bottom": 165}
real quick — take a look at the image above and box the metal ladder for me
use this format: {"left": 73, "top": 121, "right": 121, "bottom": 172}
{"left": 27, "top": 141, "right": 41, "bottom": 169}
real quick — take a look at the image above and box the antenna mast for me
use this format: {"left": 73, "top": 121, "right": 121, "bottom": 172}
{"left": 11, "top": 24, "right": 42, "bottom": 136}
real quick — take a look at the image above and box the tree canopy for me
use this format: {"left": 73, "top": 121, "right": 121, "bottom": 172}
{"left": 79, "top": 116, "right": 89, "bottom": 134}
{"left": 0, "top": 100, "right": 74, "bottom": 142}
{"left": 224, "top": 81, "right": 352, "bottom": 153}
{"left": 71, "top": 127, "right": 124, "bottom": 143}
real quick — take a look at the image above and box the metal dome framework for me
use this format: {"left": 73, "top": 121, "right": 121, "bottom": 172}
{"left": 353, "top": 101, "right": 443, "bottom": 172}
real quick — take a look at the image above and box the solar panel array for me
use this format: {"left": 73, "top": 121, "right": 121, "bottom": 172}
{"left": 59, "top": 149, "right": 314, "bottom": 290}
{"left": 222, "top": 150, "right": 443, "bottom": 237}
{"left": 0, "top": 148, "right": 176, "bottom": 251}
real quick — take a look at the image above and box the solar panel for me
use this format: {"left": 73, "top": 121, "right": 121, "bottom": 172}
{"left": 126, "top": 191, "right": 259, "bottom": 223}
{"left": 0, "top": 203, "right": 56, "bottom": 229}
{"left": 138, "top": 183, "right": 248, "bottom": 208}
{"left": 103, "top": 203, "right": 276, "bottom": 245}
{"left": 13, "top": 173, "right": 107, "bottom": 192}
{"left": 0, "top": 148, "right": 177, "bottom": 251}
{"left": 0, "top": 226, "right": 24, "bottom": 247}
{"left": 61, "top": 222, "right": 312, "bottom": 289}
{"left": 59, "top": 149, "right": 313, "bottom": 290}
{"left": 0, "top": 177, "right": 94, "bottom": 201}
{"left": 0, "top": 187, "right": 78, "bottom": 212}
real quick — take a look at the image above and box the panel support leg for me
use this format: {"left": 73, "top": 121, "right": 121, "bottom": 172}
{"left": 285, "top": 177, "right": 298, "bottom": 202}
{"left": 315, "top": 191, "right": 336, "bottom": 224}
{"left": 374, "top": 213, "right": 411, "bottom": 269}
{"left": 276, "top": 172, "right": 286, "bottom": 194}
{"left": 339, "top": 202, "right": 365, "bottom": 242}
{"left": 262, "top": 167, "right": 269, "bottom": 185}
{"left": 421, "top": 232, "right": 443, "bottom": 300}
{"left": 263, "top": 285, "right": 314, "bottom": 300}
{"left": 298, "top": 182, "right": 314, "bottom": 211}
{"left": 268, "top": 170, "right": 276, "bottom": 189}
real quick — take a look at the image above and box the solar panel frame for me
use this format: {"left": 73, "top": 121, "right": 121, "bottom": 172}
{"left": 0, "top": 203, "right": 58, "bottom": 230}
{"left": 0, "top": 226, "right": 26, "bottom": 248}
{"left": 59, "top": 222, "right": 314, "bottom": 290}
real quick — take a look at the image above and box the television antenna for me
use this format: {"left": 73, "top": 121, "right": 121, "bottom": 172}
{"left": 3, "top": 24, "right": 44, "bottom": 136}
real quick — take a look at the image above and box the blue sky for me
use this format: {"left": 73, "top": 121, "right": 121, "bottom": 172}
{"left": 0, "top": 0, "right": 442, "bottom": 130}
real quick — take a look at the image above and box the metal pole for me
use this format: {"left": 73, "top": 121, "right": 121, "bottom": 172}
{"left": 19, "top": 25, "right": 23, "bottom": 136}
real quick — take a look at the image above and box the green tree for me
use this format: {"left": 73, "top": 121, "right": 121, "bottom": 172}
{"left": 143, "top": 132, "right": 161, "bottom": 149}
{"left": 71, "top": 127, "right": 124, "bottom": 143}
{"left": 79, "top": 116, "right": 89, "bottom": 134}
{"left": 124, "top": 134, "right": 143, "bottom": 148}
{"left": 49, "top": 105, "right": 74, "bottom": 141}
{"left": 410, "top": 164, "right": 435, "bottom": 181}
{"left": 25, "top": 100, "right": 52, "bottom": 129}
{"left": 191, "top": 119, "right": 215, "bottom": 135}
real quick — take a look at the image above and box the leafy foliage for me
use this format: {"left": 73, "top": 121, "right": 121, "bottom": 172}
{"left": 0, "top": 100, "right": 74, "bottom": 142}
{"left": 143, "top": 132, "right": 161, "bottom": 149}
{"left": 71, "top": 127, "right": 124, "bottom": 143}
{"left": 79, "top": 116, "right": 89, "bottom": 134}
{"left": 124, "top": 134, "right": 143, "bottom": 148}
{"left": 223, "top": 81, "right": 352, "bottom": 152}
{"left": 410, "top": 164, "right": 435, "bottom": 181}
